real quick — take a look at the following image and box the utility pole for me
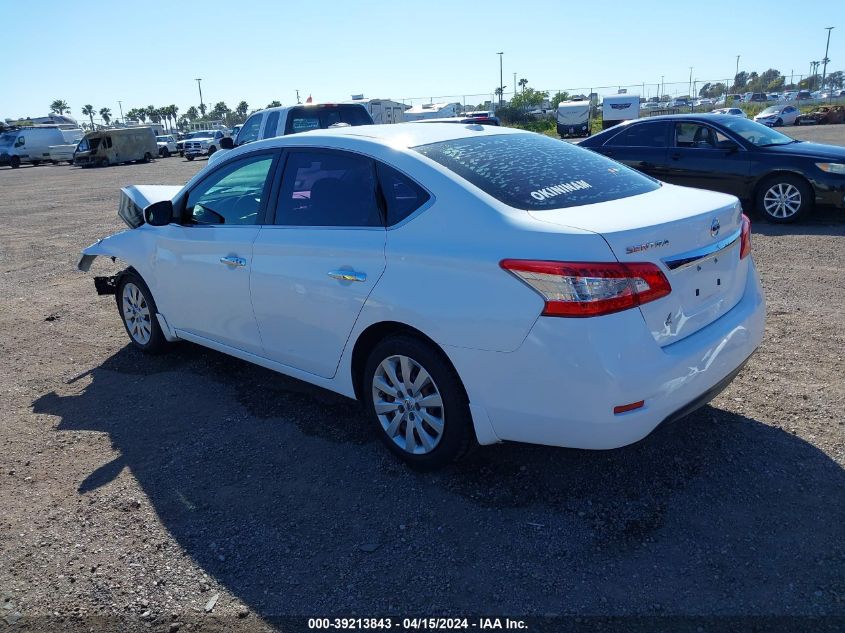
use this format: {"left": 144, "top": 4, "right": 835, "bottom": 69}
{"left": 689, "top": 67, "right": 693, "bottom": 98}
{"left": 117, "top": 100, "right": 124, "bottom": 125}
{"left": 497, "top": 52, "right": 504, "bottom": 108}
{"left": 660, "top": 75, "right": 664, "bottom": 99}
{"left": 735, "top": 55, "right": 740, "bottom": 82}
{"left": 195, "top": 78, "right": 204, "bottom": 114}
{"left": 821, "top": 27, "right": 834, "bottom": 91}
{"left": 513, "top": 72, "right": 517, "bottom": 98}
{"left": 296, "top": 89, "right": 301, "bottom": 104}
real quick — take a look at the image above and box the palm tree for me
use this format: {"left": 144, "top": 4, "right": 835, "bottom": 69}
{"left": 518, "top": 78, "right": 528, "bottom": 94}
{"left": 198, "top": 103, "right": 207, "bottom": 117}
{"left": 235, "top": 101, "right": 249, "bottom": 122}
{"left": 99, "top": 107, "right": 112, "bottom": 125}
{"left": 167, "top": 105, "right": 179, "bottom": 131}
{"left": 81, "top": 104, "right": 95, "bottom": 130}
{"left": 135, "top": 108, "right": 147, "bottom": 123}
{"left": 266, "top": 100, "right": 282, "bottom": 108}
{"left": 186, "top": 106, "right": 199, "bottom": 121}
{"left": 50, "top": 99, "right": 69, "bottom": 115}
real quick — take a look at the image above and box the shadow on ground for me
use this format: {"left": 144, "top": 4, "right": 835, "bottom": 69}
{"left": 33, "top": 343, "right": 845, "bottom": 618}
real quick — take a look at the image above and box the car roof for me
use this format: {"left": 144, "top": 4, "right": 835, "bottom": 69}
{"left": 248, "top": 122, "right": 522, "bottom": 150}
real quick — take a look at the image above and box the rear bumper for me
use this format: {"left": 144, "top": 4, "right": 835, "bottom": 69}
{"left": 445, "top": 261, "right": 766, "bottom": 449}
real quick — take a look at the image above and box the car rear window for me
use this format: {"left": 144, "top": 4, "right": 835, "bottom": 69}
{"left": 285, "top": 105, "right": 374, "bottom": 135}
{"left": 413, "top": 133, "right": 660, "bottom": 210}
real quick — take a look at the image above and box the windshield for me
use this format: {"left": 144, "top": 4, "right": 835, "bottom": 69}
{"left": 0, "top": 133, "right": 17, "bottom": 146}
{"left": 414, "top": 133, "right": 660, "bottom": 210}
{"left": 760, "top": 107, "right": 779, "bottom": 115}
{"left": 189, "top": 131, "right": 214, "bottom": 138}
{"left": 720, "top": 118, "right": 794, "bottom": 146}
{"left": 156, "top": 136, "right": 168, "bottom": 142}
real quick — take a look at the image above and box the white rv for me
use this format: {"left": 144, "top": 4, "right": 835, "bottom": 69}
{"left": 601, "top": 94, "right": 640, "bottom": 129}
{"left": 344, "top": 97, "right": 407, "bottom": 124}
{"left": 403, "top": 102, "right": 461, "bottom": 121}
{"left": 556, "top": 100, "right": 592, "bottom": 138}
{"left": 0, "top": 125, "right": 84, "bottom": 168}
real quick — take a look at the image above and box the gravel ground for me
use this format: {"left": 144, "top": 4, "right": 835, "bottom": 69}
{"left": 1, "top": 127, "right": 844, "bottom": 632}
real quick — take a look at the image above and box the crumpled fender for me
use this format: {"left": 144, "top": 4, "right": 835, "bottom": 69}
{"left": 77, "top": 229, "right": 154, "bottom": 275}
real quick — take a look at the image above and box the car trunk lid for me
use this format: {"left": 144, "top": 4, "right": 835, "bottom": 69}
{"left": 528, "top": 184, "right": 748, "bottom": 346}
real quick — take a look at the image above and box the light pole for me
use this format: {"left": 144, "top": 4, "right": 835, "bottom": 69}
{"left": 689, "top": 67, "right": 693, "bottom": 99}
{"left": 195, "top": 78, "right": 204, "bottom": 114}
{"left": 660, "top": 75, "right": 664, "bottom": 100}
{"left": 495, "top": 52, "right": 505, "bottom": 107}
{"left": 117, "top": 100, "right": 124, "bottom": 125}
{"left": 735, "top": 55, "right": 740, "bottom": 82}
{"left": 821, "top": 27, "right": 834, "bottom": 91}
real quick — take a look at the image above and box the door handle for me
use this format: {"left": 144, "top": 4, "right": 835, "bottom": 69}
{"left": 220, "top": 256, "right": 247, "bottom": 267}
{"left": 328, "top": 270, "right": 366, "bottom": 282}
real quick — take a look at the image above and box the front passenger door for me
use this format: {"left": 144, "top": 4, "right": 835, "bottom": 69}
{"left": 664, "top": 122, "right": 751, "bottom": 196}
{"left": 153, "top": 152, "right": 278, "bottom": 354}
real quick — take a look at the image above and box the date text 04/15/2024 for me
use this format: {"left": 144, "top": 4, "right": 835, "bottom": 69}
{"left": 307, "top": 617, "right": 528, "bottom": 630}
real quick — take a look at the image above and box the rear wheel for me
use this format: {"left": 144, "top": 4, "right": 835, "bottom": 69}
{"left": 186, "top": 155, "right": 194, "bottom": 161}
{"left": 756, "top": 174, "right": 812, "bottom": 223}
{"left": 10, "top": 156, "right": 20, "bottom": 169}
{"left": 363, "top": 335, "right": 472, "bottom": 470}
{"left": 116, "top": 273, "right": 168, "bottom": 354}
{"left": 98, "top": 158, "right": 108, "bottom": 168}
{"left": 143, "top": 152, "right": 152, "bottom": 163}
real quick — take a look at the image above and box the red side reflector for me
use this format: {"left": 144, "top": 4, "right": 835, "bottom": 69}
{"left": 613, "top": 400, "right": 645, "bottom": 415}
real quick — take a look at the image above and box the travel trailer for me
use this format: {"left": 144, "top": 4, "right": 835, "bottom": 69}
{"left": 74, "top": 127, "right": 157, "bottom": 167}
{"left": 556, "top": 100, "right": 592, "bottom": 138}
{"left": 601, "top": 95, "right": 640, "bottom": 129}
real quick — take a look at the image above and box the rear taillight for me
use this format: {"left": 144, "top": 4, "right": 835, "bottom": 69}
{"left": 739, "top": 213, "right": 751, "bottom": 260}
{"left": 500, "top": 260, "right": 671, "bottom": 318}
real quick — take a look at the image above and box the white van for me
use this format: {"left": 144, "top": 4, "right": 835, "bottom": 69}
{"left": 0, "top": 125, "right": 84, "bottom": 168}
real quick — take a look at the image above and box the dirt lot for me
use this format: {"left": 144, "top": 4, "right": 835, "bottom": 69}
{"left": 1, "top": 126, "right": 844, "bottom": 632}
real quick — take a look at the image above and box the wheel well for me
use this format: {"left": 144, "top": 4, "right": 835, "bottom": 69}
{"left": 752, "top": 170, "right": 811, "bottom": 202}
{"left": 350, "top": 321, "right": 467, "bottom": 403}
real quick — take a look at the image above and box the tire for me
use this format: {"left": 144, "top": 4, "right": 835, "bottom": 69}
{"left": 115, "top": 272, "right": 168, "bottom": 354}
{"left": 98, "top": 158, "right": 108, "bottom": 168}
{"left": 774, "top": 118, "right": 783, "bottom": 127}
{"left": 31, "top": 160, "right": 41, "bottom": 166}
{"left": 756, "top": 174, "right": 812, "bottom": 223}
{"left": 162, "top": 147, "right": 170, "bottom": 158}
{"left": 179, "top": 151, "right": 184, "bottom": 157}
{"left": 186, "top": 155, "right": 194, "bottom": 161}
{"left": 207, "top": 145, "right": 216, "bottom": 157}
{"left": 50, "top": 160, "right": 58, "bottom": 165}
{"left": 363, "top": 335, "right": 472, "bottom": 470}
{"left": 794, "top": 118, "right": 800, "bottom": 126}
{"left": 143, "top": 152, "right": 152, "bottom": 163}
{"left": 10, "top": 156, "right": 20, "bottom": 169}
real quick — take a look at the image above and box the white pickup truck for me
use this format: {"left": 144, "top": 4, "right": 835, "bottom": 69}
{"left": 183, "top": 129, "right": 228, "bottom": 161}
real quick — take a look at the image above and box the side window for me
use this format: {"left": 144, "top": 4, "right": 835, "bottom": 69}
{"left": 376, "top": 164, "right": 430, "bottom": 226}
{"left": 276, "top": 150, "right": 381, "bottom": 227}
{"left": 605, "top": 122, "right": 669, "bottom": 148}
{"left": 675, "top": 123, "right": 721, "bottom": 149}
{"left": 15, "top": 136, "right": 24, "bottom": 147}
{"left": 339, "top": 106, "right": 372, "bottom": 126}
{"left": 262, "top": 111, "right": 280, "bottom": 139}
{"left": 237, "top": 113, "right": 263, "bottom": 146}
{"left": 287, "top": 111, "right": 321, "bottom": 134}
{"left": 105, "top": 137, "right": 113, "bottom": 148}
{"left": 185, "top": 154, "right": 274, "bottom": 226}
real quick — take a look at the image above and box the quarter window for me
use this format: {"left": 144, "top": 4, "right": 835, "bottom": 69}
{"left": 276, "top": 150, "right": 381, "bottom": 227}
{"left": 376, "top": 164, "right": 430, "bottom": 226}
{"left": 185, "top": 154, "right": 274, "bottom": 226}
{"left": 605, "top": 122, "right": 669, "bottom": 148}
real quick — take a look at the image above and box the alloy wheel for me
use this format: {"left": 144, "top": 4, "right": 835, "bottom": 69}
{"left": 121, "top": 282, "right": 152, "bottom": 345}
{"left": 371, "top": 355, "right": 445, "bottom": 455}
{"left": 763, "top": 183, "right": 801, "bottom": 219}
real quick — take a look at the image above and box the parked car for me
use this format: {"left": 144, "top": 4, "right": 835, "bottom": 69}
{"left": 155, "top": 135, "right": 178, "bottom": 157}
{"left": 182, "top": 130, "right": 229, "bottom": 161}
{"left": 753, "top": 105, "right": 799, "bottom": 127}
{"left": 710, "top": 108, "right": 747, "bottom": 117}
{"left": 743, "top": 92, "right": 768, "bottom": 103}
{"left": 797, "top": 90, "right": 812, "bottom": 101}
{"left": 48, "top": 141, "right": 80, "bottom": 164}
{"left": 579, "top": 113, "right": 845, "bottom": 223}
{"left": 77, "top": 123, "right": 764, "bottom": 468}
{"left": 796, "top": 105, "right": 845, "bottom": 125}
{"left": 175, "top": 130, "right": 217, "bottom": 157}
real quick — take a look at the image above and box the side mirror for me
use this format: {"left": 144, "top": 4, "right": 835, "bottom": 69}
{"left": 144, "top": 200, "right": 174, "bottom": 226}
{"left": 220, "top": 136, "right": 234, "bottom": 150}
{"left": 720, "top": 140, "right": 740, "bottom": 153}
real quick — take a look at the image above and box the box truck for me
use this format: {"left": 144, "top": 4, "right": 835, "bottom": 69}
{"left": 74, "top": 127, "right": 157, "bottom": 167}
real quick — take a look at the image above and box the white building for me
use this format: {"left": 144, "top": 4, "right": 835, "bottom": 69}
{"left": 403, "top": 102, "right": 462, "bottom": 121}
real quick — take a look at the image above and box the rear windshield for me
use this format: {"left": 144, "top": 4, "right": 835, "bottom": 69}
{"left": 413, "top": 133, "right": 660, "bottom": 210}
{"left": 285, "top": 105, "right": 374, "bottom": 135}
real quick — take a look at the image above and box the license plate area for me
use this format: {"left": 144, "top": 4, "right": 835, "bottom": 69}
{"left": 671, "top": 249, "right": 735, "bottom": 305}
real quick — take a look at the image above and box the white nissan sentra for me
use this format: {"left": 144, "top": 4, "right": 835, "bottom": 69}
{"left": 79, "top": 123, "right": 765, "bottom": 469}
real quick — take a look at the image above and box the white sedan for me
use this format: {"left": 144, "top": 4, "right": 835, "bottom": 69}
{"left": 753, "top": 105, "right": 799, "bottom": 127}
{"left": 78, "top": 124, "right": 765, "bottom": 469}
{"left": 711, "top": 108, "right": 747, "bottom": 118}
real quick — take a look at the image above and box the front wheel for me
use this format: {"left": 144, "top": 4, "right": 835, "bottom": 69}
{"left": 363, "top": 335, "right": 473, "bottom": 470}
{"left": 116, "top": 273, "right": 168, "bottom": 354}
{"left": 185, "top": 155, "right": 194, "bottom": 161}
{"left": 774, "top": 118, "right": 783, "bottom": 127}
{"left": 207, "top": 145, "right": 216, "bottom": 157}
{"left": 756, "top": 175, "right": 812, "bottom": 223}
{"left": 10, "top": 156, "right": 20, "bottom": 169}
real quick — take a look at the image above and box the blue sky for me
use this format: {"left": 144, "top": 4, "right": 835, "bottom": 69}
{"left": 1, "top": 0, "right": 838, "bottom": 122}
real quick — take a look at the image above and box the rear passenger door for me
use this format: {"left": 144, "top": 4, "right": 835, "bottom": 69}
{"left": 664, "top": 122, "right": 751, "bottom": 197}
{"left": 597, "top": 121, "right": 670, "bottom": 180}
{"left": 249, "top": 149, "right": 387, "bottom": 378}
